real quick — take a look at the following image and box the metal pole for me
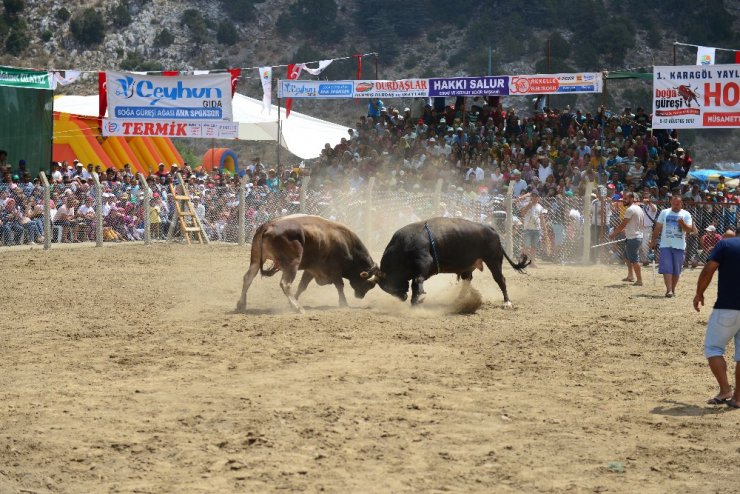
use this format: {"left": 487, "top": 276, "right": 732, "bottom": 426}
{"left": 487, "top": 46, "right": 492, "bottom": 76}
{"left": 673, "top": 42, "right": 677, "bottom": 65}
{"left": 277, "top": 95, "right": 282, "bottom": 188}
{"left": 374, "top": 53, "right": 378, "bottom": 79}
{"left": 137, "top": 173, "right": 151, "bottom": 245}
{"left": 505, "top": 180, "right": 514, "bottom": 258}
{"left": 237, "top": 177, "right": 246, "bottom": 246}
{"left": 299, "top": 175, "right": 310, "bottom": 214}
{"left": 546, "top": 37, "right": 551, "bottom": 108}
{"left": 91, "top": 172, "right": 103, "bottom": 247}
{"left": 39, "top": 171, "right": 51, "bottom": 250}
{"left": 582, "top": 181, "right": 594, "bottom": 264}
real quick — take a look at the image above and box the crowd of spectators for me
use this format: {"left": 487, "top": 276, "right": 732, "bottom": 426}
{"left": 0, "top": 96, "right": 737, "bottom": 250}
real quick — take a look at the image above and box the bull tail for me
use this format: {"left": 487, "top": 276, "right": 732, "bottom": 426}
{"left": 502, "top": 248, "right": 531, "bottom": 273}
{"left": 252, "top": 224, "right": 280, "bottom": 277}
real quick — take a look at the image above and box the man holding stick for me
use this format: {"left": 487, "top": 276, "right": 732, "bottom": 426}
{"left": 609, "top": 192, "right": 645, "bottom": 286}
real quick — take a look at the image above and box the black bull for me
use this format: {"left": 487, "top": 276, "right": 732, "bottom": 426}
{"left": 366, "top": 217, "right": 530, "bottom": 306}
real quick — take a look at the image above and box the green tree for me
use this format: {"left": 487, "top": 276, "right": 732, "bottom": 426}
{"left": 2, "top": 0, "right": 24, "bottom": 16}
{"left": 276, "top": 0, "right": 344, "bottom": 43}
{"left": 70, "top": 8, "right": 106, "bottom": 46}
{"left": 220, "top": 0, "right": 255, "bottom": 23}
{"left": 4, "top": 27, "right": 28, "bottom": 55}
{"left": 154, "top": 28, "right": 174, "bottom": 47}
{"left": 55, "top": 7, "right": 70, "bottom": 22}
{"left": 109, "top": 2, "right": 131, "bottom": 28}
{"left": 216, "top": 19, "right": 238, "bottom": 45}
{"left": 181, "top": 9, "right": 208, "bottom": 45}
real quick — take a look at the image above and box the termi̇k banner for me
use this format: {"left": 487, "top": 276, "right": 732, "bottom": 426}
{"left": 102, "top": 71, "right": 238, "bottom": 138}
{"left": 652, "top": 64, "right": 740, "bottom": 129}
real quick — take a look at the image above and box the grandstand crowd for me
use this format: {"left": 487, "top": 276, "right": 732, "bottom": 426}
{"left": 0, "top": 97, "right": 737, "bottom": 253}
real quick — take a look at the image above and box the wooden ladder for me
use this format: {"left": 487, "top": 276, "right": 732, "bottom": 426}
{"left": 167, "top": 175, "right": 208, "bottom": 244}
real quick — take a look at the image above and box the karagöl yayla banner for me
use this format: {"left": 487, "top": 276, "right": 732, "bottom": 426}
{"left": 652, "top": 64, "right": 740, "bottom": 129}
{"left": 106, "top": 70, "right": 233, "bottom": 119}
{"left": 102, "top": 118, "right": 239, "bottom": 139}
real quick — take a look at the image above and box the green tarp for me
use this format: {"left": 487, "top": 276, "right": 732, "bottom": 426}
{"left": 605, "top": 71, "right": 653, "bottom": 81}
{"left": 0, "top": 86, "right": 53, "bottom": 175}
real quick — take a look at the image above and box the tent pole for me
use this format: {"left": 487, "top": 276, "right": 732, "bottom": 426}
{"left": 277, "top": 96, "right": 282, "bottom": 187}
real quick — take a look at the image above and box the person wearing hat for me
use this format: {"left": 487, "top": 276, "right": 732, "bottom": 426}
{"left": 518, "top": 189, "right": 546, "bottom": 268}
{"left": 510, "top": 169, "right": 527, "bottom": 196}
{"left": 693, "top": 229, "right": 740, "bottom": 408}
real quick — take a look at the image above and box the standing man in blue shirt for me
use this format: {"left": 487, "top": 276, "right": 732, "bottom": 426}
{"left": 650, "top": 195, "right": 694, "bottom": 297}
{"left": 693, "top": 236, "right": 740, "bottom": 408}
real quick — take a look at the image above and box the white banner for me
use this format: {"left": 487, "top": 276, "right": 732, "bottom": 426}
{"left": 259, "top": 66, "right": 272, "bottom": 113}
{"left": 696, "top": 46, "right": 716, "bottom": 65}
{"left": 106, "top": 71, "right": 233, "bottom": 122}
{"left": 652, "top": 64, "right": 740, "bottom": 129}
{"left": 102, "top": 118, "right": 239, "bottom": 138}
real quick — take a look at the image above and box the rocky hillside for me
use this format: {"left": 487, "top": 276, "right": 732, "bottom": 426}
{"left": 1, "top": 0, "right": 739, "bottom": 166}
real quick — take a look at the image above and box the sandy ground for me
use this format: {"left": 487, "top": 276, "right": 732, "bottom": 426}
{"left": 1, "top": 242, "right": 740, "bottom": 493}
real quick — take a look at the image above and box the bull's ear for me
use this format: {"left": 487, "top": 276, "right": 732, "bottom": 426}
{"left": 376, "top": 270, "right": 386, "bottom": 279}
{"left": 360, "top": 271, "right": 370, "bottom": 279}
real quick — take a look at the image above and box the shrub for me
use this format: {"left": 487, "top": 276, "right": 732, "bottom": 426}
{"left": 120, "top": 51, "right": 163, "bottom": 71}
{"left": 70, "top": 8, "right": 106, "bottom": 46}
{"left": 2, "top": 0, "right": 24, "bottom": 16}
{"left": 154, "top": 28, "right": 174, "bottom": 47}
{"left": 109, "top": 2, "right": 131, "bottom": 28}
{"left": 5, "top": 27, "right": 28, "bottom": 55}
{"left": 55, "top": 7, "right": 70, "bottom": 22}
{"left": 40, "top": 29, "right": 52, "bottom": 42}
{"left": 216, "top": 19, "right": 237, "bottom": 45}
{"left": 220, "top": 0, "right": 255, "bottom": 23}
{"left": 181, "top": 9, "right": 208, "bottom": 44}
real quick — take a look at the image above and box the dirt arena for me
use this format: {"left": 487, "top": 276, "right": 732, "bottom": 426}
{"left": 1, "top": 243, "right": 739, "bottom": 493}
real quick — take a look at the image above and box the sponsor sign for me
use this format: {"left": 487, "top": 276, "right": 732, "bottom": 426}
{"left": 653, "top": 64, "right": 740, "bottom": 129}
{"left": 102, "top": 118, "right": 239, "bottom": 138}
{"left": 352, "top": 79, "right": 428, "bottom": 98}
{"left": 508, "top": 72, "right": 602, "bottom": 95}
{"left": 106, "top": 71, "right": 233, "bottom": 121}
{"left": 0, "top": 66, "right": 53, "bottom": 90}
{"left": 278, "top": 80, "right": 354, "bottom": 98}
{"left": 428, "top": 76, "right": 509, "bottom": 97}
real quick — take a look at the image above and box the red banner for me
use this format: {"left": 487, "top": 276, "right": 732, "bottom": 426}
{"left": 284, "top": 64, "right": 302, "bottom": 118}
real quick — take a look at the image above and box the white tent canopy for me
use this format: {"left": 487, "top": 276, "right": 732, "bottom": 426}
{"left": 53, "top": 92, "right": 350, "bottom": 159}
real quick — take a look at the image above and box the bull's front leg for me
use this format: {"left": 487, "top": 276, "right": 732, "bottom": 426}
{"left": 334, "top": 279, "right": 348, "bottom": 307}
{"left": 410, "top": 276, "right": 426, "bottom": 305}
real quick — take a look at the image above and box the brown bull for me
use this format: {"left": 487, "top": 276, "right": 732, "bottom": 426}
{"left": 236, "top": 215, "right": 378, "bottom": 313}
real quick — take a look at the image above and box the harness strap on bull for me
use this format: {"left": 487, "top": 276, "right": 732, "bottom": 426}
{"left": 424, "top": 222, "right": 441, "bottom": 275}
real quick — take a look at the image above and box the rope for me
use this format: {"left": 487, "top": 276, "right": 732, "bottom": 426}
{"left": 424, "top": 222, "right": 441, "bottom": 275}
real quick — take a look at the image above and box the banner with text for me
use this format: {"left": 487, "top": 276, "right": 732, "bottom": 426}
{"left": 102, "top": 119, "right": 239, "bottom": 138}
{"left": 104, "top": 71, "right": 235, "bottom": 137}
{"left": 652, "top": 65, "right": 740, "bottom": 129}
{"left": 278, "top": 73, "right": 602, "bottom": 99}
{"left": 0, "top": 66, "right": 53, "bottom": 90}
{"left": 508, "top": 73, "right": 602, "bottom": 95}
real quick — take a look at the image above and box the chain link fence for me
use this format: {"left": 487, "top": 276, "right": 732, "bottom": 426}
{"left": 3, "top": 173, "right": 737, "bottom": 271}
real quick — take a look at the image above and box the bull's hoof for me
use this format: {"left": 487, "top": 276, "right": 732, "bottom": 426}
{"left": 502, "top": 301, "right": 513, "bottom": 309}
{"left": 411, "top": 296, "right": 425, "bottom": 306}
{"left": 236, "top": 301, "right": 247, "bottom": 313}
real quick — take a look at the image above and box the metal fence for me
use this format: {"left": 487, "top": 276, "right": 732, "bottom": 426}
{"left": 3, "top": 173, "right": 736, "bottom": 269}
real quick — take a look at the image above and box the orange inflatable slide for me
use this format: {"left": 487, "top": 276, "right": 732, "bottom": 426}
{"left": 52, "top": 113, "right": 183, "bottom": 174}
